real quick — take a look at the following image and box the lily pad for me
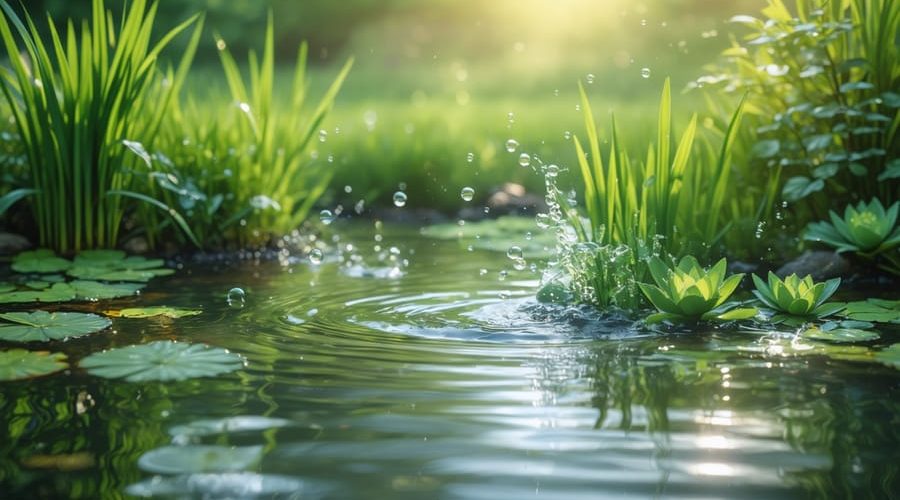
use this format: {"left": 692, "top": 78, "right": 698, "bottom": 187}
{"left": 125, "top": 473, "right": 311, "bottom": 498}
{"left": 420, "top": 216, "right": 556, "bottom": 258}
{"left": 842, "top": 299, "right": 900, "bottom": 323}
{"left": 169, "top": 416, "right": 292, "bottom": 438}
{"left": 70, "top": 280, "right": 144, "bottom": 300}
{"left": 79, "top": 341, "right": 244, "bottom": 382}
{"left": 874, "top": 344, "right": 900, "bottom": 369}
{"left": 0, "top": 311, "right": 111, "bottom": 342}
{"left": 0, "top": 283, "right": 14, "bottom": 293}
{"left": 105, "top": 306, "right": 202, "bottom": 319}
{"left": 24, "top": 280, "right": 51, "bottom": 290}
{"left": 67, "top": 251, "right": 173, "bottom": 282}
{"left": 11, "top": 249, "right": 73, "bottom": 274}
{"left": 803, "top": 327, "right": 880, "bottom": 343}
{"left": 0, "top": 349, "right": 68, "bottom": 381}
{"left": 0, "top": 283, "right": 77, "bottom": 304}
{"left": 137, "top": 445, "right": 263, "bottom": 474}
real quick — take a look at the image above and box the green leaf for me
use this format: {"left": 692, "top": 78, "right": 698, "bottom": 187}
{"left": 751, "top": 140, "right": 780, "bottom": 158}
{"left": 0, "top": 349, "right": 67, "bottom": 381}
{"left": 874, "top": 344, "right": 900, "bottom": 369}
{"left": 842, "top": 299, "right": 900, "bottom": 323}
{"left": 0, "top": 311, "right": 111, "bottom": 342}
{"left": 79, "top": 341, "right": 244, "bottom": 382}
{"left": 105, "top": 306, "right": 202, "bottom": 319}
{"left": 68, "top": 251, "right": 173, "bottom": 282}
{"left": 0, "top": 283, "right": 77, "bottom": 304}
{"left": 137, "top": 445, "right": 262, "bottom": 474}
{"left": 714, "top": 307, "right": 758, "bottom": 321}
{"left": 70, "top": 280, "right": 144, "bottom": 300}
{"left": 0, "top": 188, "right": 36, "bottom": 217}
{"left": 11, "top": 249, "right": 73, "bottom": 274}
{"left": 782, "top": 176, "right": 825, "bottom": 202}
{"left": 803, "top": 327, "right": 880, "bottom": 343}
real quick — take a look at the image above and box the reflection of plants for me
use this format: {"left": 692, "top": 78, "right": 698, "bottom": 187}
{"left": 804, "top": 198, "right": 900, "bottom": 274}
{"left": 751, "top": 272, "right": 843, "bottom": 322}
{"left": 0, "top": 0, "right": 202, "bottom": 252}
{"left": 638, "top": 256, "right": 755, "bottom": 324}
{"left": 696, "top": 0, "right": 900, "bottom": 208}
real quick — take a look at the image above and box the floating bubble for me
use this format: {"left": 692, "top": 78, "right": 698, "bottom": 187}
{"left": 393, "top": 191, "right": 407, "bottom": 207}
{"left": 309, "top": 249, "right": 323, "bottom": 265}
{"left": 564, "top": 131, "right": 572, "bottom": 140}
{"left": 319, "top": 210, "right": 334, "bottom": 225}
{"left": 479, "top": 268, "right": 488, "bottom": 276}
{"left": 460, "top": 187, "right": 475, "bottom": 202}
{"left": 518, "top": 153, "right": 531, "bottom": 167}
{"left": 512, "top": 258, "right": 527, "bottom": 271}
{"left": 466, "top": 152, "right": 475, "bottom": 163}
{"left": 505, "top": 139, "right": 519, "bottom": 153}
{"left": 507, "top": 246, "right": 524, "bottom": 260}
{"left": 344, "top": 185, "right": 353, "bottom": 193}
{"left": 546, "top": 164, "right": 560, "bottom": 178}
{"left": 318, "top": 129, "right": 328, "bottom": 142}
{"left": 226, "top": 288, "right": 245, "bottom": 308}
{"left": 641, "top": 68, "right": 651, "bottom": 79}
{"left": 586, "top": 73, "right": 595, "bottom": 84}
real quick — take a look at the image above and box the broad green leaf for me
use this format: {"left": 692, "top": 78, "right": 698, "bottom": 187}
{"left": 11, "top": 249, "right": 73, "bottom": 274}
{"left": 105, "top": 306, "right": 202, "bottom": 319}
{"left": 0, "top": 349, "right": 67, "bottom": 381}
{"left": 803, "top": 327, "right": 880, "bottom": 343}
{"left": 137, "top": 445, "right": 262, "bottom": 474}
{"left": 875, "top": 344, "right": 900, "bottom": 369}
{"left": 79, "top": 341, "right": 244, "bottom": 382}
{"left": 70, "top": 280, "right": 144, "bottom": 300}
{"left": 0, "top": 283, "right": 77, "bottom": 304}
{"left": 842, "top": 299, "right": 900, "bottom": 323}
{"left": 714, "top": 307, "right": 758, "bottom": 321}
{"left": 0, "top": 311, "right": 111, "bottom": 342}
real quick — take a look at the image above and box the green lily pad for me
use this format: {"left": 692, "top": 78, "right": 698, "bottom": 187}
{"left": 11, "top": 249, "right": 73, "bottom": 274}
{"left": 0, "top": 349, "right": 68, "bottom": 381}
{"left": 842, "top": 299, "right": 900, "bottom": 323}
{"left": 125, "top": 473, "right": 308, "bottom": 498}
{"left": 105, "top": 306, "right": 201, "bottom": 319}
{"left": 0, "top": 311, "right": 111, "bottom": 342}
{"left": 420, "top": 216, "right": 556, "bottom": 258}
{"left": 67, "top": 251, "right": 172, "bottom": 282}
{"left": 168, "top": 416, "right": 292, "bottom": 438}
{"left": 0, "top": 283, "right": 14, "bottom": 293}
{"left": 137, "top": 445, "right": 263, "bottom": 474}
{"left": 874, "top": 343, "right": 900, "bottom": 369}
{"left": 0, "top": 283, "right": 77, "bottom": 304}
{"left": 24, "top": 280, "right": 50, "bottom": 290}
{"left": 79, "top": 341, "right": 244, "bottom": 382}
{"left": 70, "top": 280, "right": 144, "bottom": 300}
{"left": 803, "top": 327, "right": 880, "bottom": 343}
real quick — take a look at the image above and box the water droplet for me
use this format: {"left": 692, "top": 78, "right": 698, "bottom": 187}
{"left": 507, "top": 246, "right": 524, "bottom": 260}
{"left": 498, "top": 270, "right": 508, "bottom": 281}
{"left": 466, "top": 152, "right": 475, "bottom": 163}
{"left": 393, "top": 191, "right": 407, "bottom": 207}
{"left": 499, "top": 291, "right": 511, "bottom": 300}
{"left": 512, "top": 258, "right": 527, "bottom": 271}
{"left": 319, "top": 210, "right": 334, "bottom": 225}
{"left": 507, "top": 112, "right": 515, "bottom": 123}
{"left": 586, "top": 73, "right": 595, "bottom": 84}
{"left": 505, "top": 139, "right": 519, "bottom": 153}
{"left": 525, "top": 231, "right": 533, "bottom": 240}
{"left": 640, "top": 19, "right": 648, "bottom": 27}
{"left": 518, "top": 153, "right": 531, "bottom": 167}
{"left": 479, "top": 268, "right": 488, "bottom": 276}
{"left": 546, "top": 164, "right": 559, "bottom": 178}
{"left": 226, "top": 288, "right": 245, "bottom": 308}
{"left": 535, "top": 213, "right": 551, "bottom": 229}
{"left": 318, "top": 129, "right": 328, "bottom": 142}
{"left": 641, "top": 68, "right": 651, "bottom": 78}
{"left": 309, "top": 249, "right": 323, "bottom": 265}
{"left": 216, "top": 39, "right": 227, "bottom": 51}
{"left": 344, "top": 185, "right": 353, "bottom": 193}
{"left": 460, "top": 187, "right": 475, "bottom": 202}
{"left": 564, "top": 131, "right": 572, "bottom": 140}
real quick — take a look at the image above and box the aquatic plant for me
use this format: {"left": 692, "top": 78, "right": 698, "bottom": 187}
{"left": 151, "top": 13, "right": 353, "bottom": 248}
{"left": 751, "top": 272, "right": 843, "bottom": 322}
{"left": 79, "top": 340, "right": 245, "bottom": 382}
{"left": 804, "top": 198, "right": 900, "bottom": 274}
{"left": 0, "top": 0, "right": 203, "bottom": 252}
{"left": 0, "top": 349, "right": 67, "bottom": 381}
{"left": 695, "top": 0, "right": 900, "bottom": 209}
{"left": 637, "top": 256, "right": 755, "bottom": 324}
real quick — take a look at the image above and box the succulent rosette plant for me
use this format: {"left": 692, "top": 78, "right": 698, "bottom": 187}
{"left": 805, "top": 199, "right": 900, "bottom": 256}
{"left": 751, "top": 272, "right": 844, "bottom": 324}
{"left": 638, "top": 256, "right": 756, "bottom": 324}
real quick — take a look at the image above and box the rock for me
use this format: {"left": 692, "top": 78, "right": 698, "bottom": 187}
{"left": 776, "top": 250, "right": 853, "bottom": 280}
{"left": 486, "top": 183, "right": 547, "bottom": 216}
{"left": 121, "top": 236, "right": 149, "bottom": 255}
{"left": 0, "top": 231, "right": 31, "bottom": 255}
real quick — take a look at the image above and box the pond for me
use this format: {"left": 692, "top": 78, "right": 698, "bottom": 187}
{"left": 1, "top": 222, "right": 898, "bottom": 499}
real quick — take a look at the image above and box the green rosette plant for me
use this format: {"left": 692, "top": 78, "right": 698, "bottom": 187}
{"left": 751, "top": 272, "right": 844, "bottom": 324}
{"left": 805, "top": 199, "right": 900, "bottom": 274}
{"left": 638, "top": 256, "right": 756, "bottom": 324}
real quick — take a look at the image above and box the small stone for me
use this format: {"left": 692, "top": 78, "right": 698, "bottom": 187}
{"left": 0, "top": 232, "right": 31, "bottom": 255}
{"left": 776, "top": 251, "right": 852, "bottom": 281}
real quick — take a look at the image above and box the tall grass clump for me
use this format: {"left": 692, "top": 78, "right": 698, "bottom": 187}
{"left": 148, "top": 14, "right": 353, "bottom": 248}
{"left": 0, "top": 0, "right": 202, "bottom": 252}
{"left": 549, "top": 78, "right": 747, "bottom": 310}
{"left": 695, "top": 0, "right": 899, "bottom": 217}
